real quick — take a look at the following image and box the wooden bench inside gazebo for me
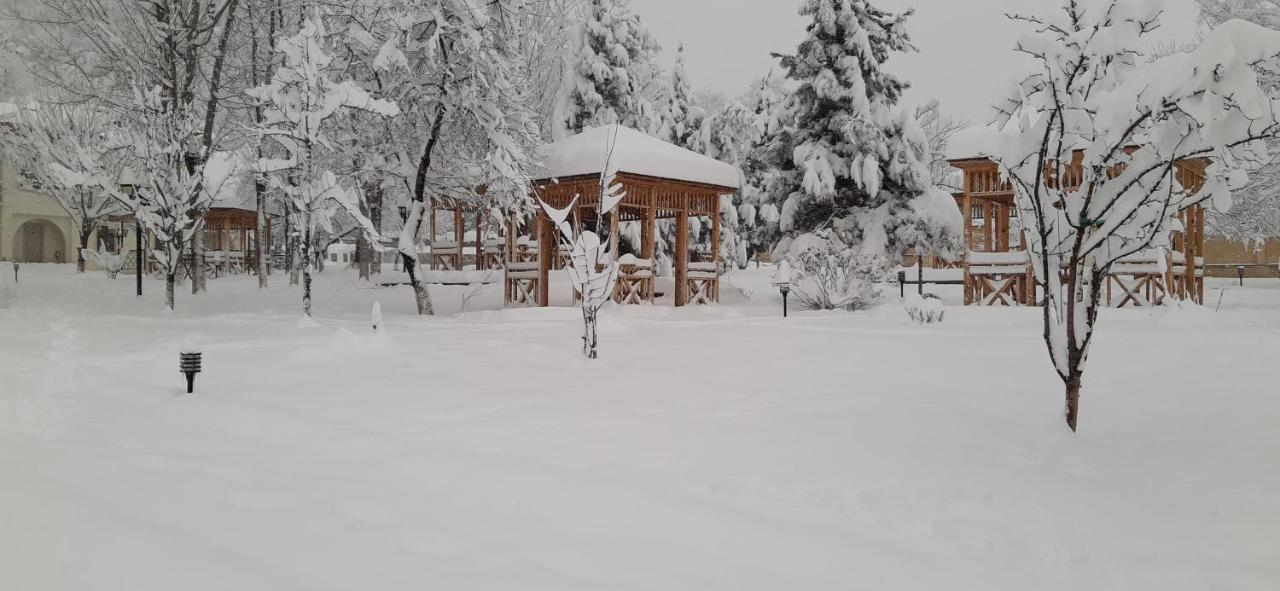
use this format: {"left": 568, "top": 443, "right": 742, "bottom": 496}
{"left": 517, "top": 125, "right": 740, "bottom": 307}
{"left": 946, "top": 150, "right": 1206, "bottom": 307}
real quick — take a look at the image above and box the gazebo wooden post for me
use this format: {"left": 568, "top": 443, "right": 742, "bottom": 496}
{"left": 675, "top": 206, "right": 689, "bottom": 307}
{"left": 711, "top": 194, "right": 721, "bottom": 301}
{"left": 506, "top": 212, "right": 517, "bottom": 261}
{"left": 454, "top": 206, "right": 464, "bottom": 271}
{"left": 962, "top": 172, "right": 974, "bottom": 305}
{"left": 609, "top": 206, "right": 620, "bottom": 262}
{"left": 537, "top": 212, "right": 552, "bottom": 306}
{"left": 642, "top": 203, "right": 655, "bottom": 259}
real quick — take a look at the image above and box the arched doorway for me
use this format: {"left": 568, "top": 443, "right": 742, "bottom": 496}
{"left": 13, "top": 219, "right": 67, "bottom": 263}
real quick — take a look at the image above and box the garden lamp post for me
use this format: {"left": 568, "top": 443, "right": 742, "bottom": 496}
{"left": 179, "top": 341, "right": 202, "bottom": 394}
{"left": 12, "top": 262, "right": 18, "bottom": 283}
{"left": 118, "top": 176, "right": 142, "bottom": 297}
{"left": 772, "top": 260, "right": 793, "bottom": 318}
{"left": 1237, "top": 265, "right": 1245, "bottom": 286}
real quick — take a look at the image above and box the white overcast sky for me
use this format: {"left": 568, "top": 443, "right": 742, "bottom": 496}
{"left": 633, "top": 0, "right": 1203, "bottom": 124}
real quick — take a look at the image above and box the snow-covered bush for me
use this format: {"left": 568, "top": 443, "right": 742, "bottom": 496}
{"left": 904, "top": 292, "right": 944, "bottom": 325}
{"left": 81, "top": 249, "right": 127, "bottom": 279}
{"left": 788, "top": 240, "right": 885, "bottom": 312}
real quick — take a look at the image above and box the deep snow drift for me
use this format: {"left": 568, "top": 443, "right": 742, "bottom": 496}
{"left": 1, "top": 264, "right": 1277, "bottom": 590}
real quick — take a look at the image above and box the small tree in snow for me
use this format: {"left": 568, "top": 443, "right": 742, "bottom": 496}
{"left": 2, "top": 103, "right": 123, "bottom": 272}
{"left": 991, "top": 1, "right": 1280, "bottom": 431}
{"left": 115, "top": 87, "right": 240, "bottom": 311}
{"left": 248, "top": 9, "right": 398, "bottom": 317}
{"left": 536, "top": 143, "right": 627, "bottom": 359}
{"left": 655, "top": 44, "right": 704, "bottom": 149}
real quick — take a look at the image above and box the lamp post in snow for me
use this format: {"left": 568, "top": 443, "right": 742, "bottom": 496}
{"left": 12, "top": 262, "right": 18, "bottom": 283}
{"left": 771, "top": 260, "right": 793, "bottom": 318}
{"left": 179, "top": 341, "right": 202, "bottom": 394}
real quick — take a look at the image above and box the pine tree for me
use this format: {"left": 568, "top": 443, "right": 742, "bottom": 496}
{"left": 656, "top": 44, "right": 703, "bottom": 149}
{"left": 558, "top": 0, "right": 659, "bottom": 137}
{"left": 764, "top": 0, "right": 960, "bottom": 263}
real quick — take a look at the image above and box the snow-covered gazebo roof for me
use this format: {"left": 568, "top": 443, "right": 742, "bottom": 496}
{"left": 535, "top": 124, "right": 740, "bottom": 191}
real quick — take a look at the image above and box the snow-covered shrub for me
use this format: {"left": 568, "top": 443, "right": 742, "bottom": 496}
{"left": 81, "top": 248, "right": 127, "bottom": 279}
{"left": 788, "top": 241, "right": 885, "bottom": 312}
{"left": 904, "top": 293, "right": 944, "bottom": 325}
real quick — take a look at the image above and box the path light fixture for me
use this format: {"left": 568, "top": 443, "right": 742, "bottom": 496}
{"left": 12, "top": 262, "right": 18, "bottom": 283}
{"left": 1238, "top": 265, "right": 1245, "bottom": 286}
{"left": 179, "top": 342, "right": 202, "bottom": 394}
{"left": 771, "top": 260, "right": 793, "bottom": 318}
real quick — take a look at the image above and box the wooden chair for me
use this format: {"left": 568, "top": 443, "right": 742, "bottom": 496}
{"left": 964, "top": 251, "right": 1031, "bottom": 306}
{"left": 1106, "top": 249, "right": 1169, "bottom": 307}
{"left": 504, "top": 261, "right": 540, "bottom": 307}
{"left": 686, "top": 261, "right": 719, "bottom": 305}
{"left": 614, "top": 257, "right": 655, "bottom": 304}
{"left": 481, "top": 238, "right": 504, "bottom": 269}
{"left": 430, "top": 241, "right": 462, "bottom": 270}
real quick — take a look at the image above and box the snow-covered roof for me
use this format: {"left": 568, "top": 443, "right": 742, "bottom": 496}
{"left": 946, "top": 125, "right": 1001, "bottom": 161}
{"left": 0, "top": 102, "right": 16, "bottom": 119}
{"left": 535, "top": 124, "right": 740, "bottom": 190}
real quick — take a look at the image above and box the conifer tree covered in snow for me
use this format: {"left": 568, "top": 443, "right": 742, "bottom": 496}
{"left": 695, "top": 101, "right": 760, "bottom": 268}
{"left": 991, "top": 1, "right": 1280, "bottom": 431}
{"left": 248, "top": 9, "right": 399, "bottom": 317}
{"left": 656, "top": 44, "right": 704, "bottom": 149}
{"left": 558, "top": 0, "right": 660, "bottom": 138}
{"left": 765, "top": 0, "right": 963, "bottom": 278}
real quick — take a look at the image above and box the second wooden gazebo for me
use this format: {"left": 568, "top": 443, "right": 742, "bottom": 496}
{"left": 522, "top": 125, "right": 740, "bottom": 307}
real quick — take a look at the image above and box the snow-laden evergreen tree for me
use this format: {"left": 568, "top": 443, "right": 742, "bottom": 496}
{"left": 248, "top": 9, "right": 398, "bottom": 317}
{"left": 557, "top": 0, "right": 660, "bottom": 138}
{"left": 765, "top": 0, "right": 962, "bottom": 271}
{"left": 741, "top": 72, "right": 788, "bottom": 260}
{"left": 694, "top": 101, "right": 759, "bottom": 268}
{"left": 655, "top": 44, "right": 704, "bottom": 149}
{"left": 1198, "top": 0, "right": 1280, "bottom": 242}
{"left": 991, "top": 1, "right": 1280, "bottom": 431}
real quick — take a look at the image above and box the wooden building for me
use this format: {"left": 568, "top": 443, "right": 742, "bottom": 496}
{"left": 513, "top": 125, "right": 739, "bottom": 307}
{"left": 946, "top": 148, "right": 1207, "bottom": 306}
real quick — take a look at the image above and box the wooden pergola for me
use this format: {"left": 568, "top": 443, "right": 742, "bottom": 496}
{"left": 521, "top": 125, "right": 740, "bottom": 307}
{"left": 947, "top": 151, "right": 1207, "bottom": 306}
{"left": 203, "top": 206, "right": 272, "bottom": 274}
{"left": 427, "top": 201, "right": 505, "bottom": 271}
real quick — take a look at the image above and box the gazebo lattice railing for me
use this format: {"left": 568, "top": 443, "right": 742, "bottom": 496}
{"left": 947, "top": 153, "right": 1207, "bottom": 306}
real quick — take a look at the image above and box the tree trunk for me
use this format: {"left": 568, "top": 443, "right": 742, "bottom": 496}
{"left": 165, "top": 272, "right": 176, "bottom": 311}
{"left": 191, "top": 222, "right": 206, "bottom": 294}
{"left": 1065, "top": 373, "right": 1081, "bottom": 432}
{"left": 302, "top": 211, "right": 312, "bottom": 316}
{"left": 288, "top": 213, "right": 300, "bottom": 285}
{"left": 369, "top": 184, "right": 383, "bottom": 276}
{"left": 77, "top": 227, "right": 91, "bottom": 273}
{"left": 403, "top": 254, "right": 433, "bottom": 315}
{"left": 256, "top": 179, "right": 268, "bottom": 288}
{"left": 582, "top": 306, "right": 599, "bottom": 359}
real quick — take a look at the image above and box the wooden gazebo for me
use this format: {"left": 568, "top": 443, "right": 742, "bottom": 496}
{"left": 518, "top": 125, "right": 740, "bottom": 307}
{"left": 946, "top": 149, "right": 1207, "bottom": 306}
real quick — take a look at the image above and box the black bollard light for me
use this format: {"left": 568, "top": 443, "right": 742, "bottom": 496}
{"left": 179, "top": 345, "right": 202, "bottom": 394}
{"left": 1238, "top": 265, "right": 1245, "bottom": 286}
{"left": 12, "top": 262, "right": 18, "bottom": 283}
{"left": 780, "top": 284, "right": 790, "bottom": 317}
{"left": 898, "top": 270, "right": 906, "bottom": 298}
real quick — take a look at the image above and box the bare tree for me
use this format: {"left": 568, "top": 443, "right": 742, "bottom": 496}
{"left": 992, "top": 0, "right": 1280, "bottom": 431}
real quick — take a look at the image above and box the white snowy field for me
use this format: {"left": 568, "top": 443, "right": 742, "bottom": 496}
{"left": 1, "top": 264, "right": 1278, "bottom": 590}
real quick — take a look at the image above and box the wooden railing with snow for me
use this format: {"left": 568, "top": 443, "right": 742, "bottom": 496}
{"left": 614, "top": 256, "right": 655, "bottom": 304}
{"left": 686, "top": 261, "right": 719, "bottom": 305}
{"left": 504, "top": 261, "right": 540, "bottom": 307}
{"left": 963, "top": 250, "right": 1034, "bottom": 306}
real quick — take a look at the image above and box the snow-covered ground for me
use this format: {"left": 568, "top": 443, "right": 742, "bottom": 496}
{"left": 1, "top": 264, "right": 1277, "bottom": 590}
